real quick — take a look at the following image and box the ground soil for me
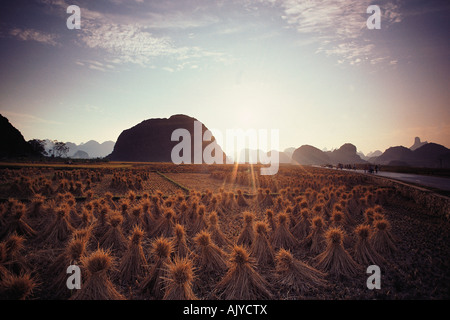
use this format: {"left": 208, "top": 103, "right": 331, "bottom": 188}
{"left": 0, "top": 165, "right": 449, "bottom": 300}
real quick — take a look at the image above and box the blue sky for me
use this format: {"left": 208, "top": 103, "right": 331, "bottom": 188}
{"left": 0, "top": 0, "right": 449, "bottom": 155}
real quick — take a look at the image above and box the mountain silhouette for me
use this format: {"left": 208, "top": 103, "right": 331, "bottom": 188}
{"left": 292, "top": 145, "right": 331, "bottom": 165}
{"left": 0, "top": 114, "right": 37, "bottom": 158}
{"left": 267, "top": 150, "right": 292, "bottom": 163}
{"left": 410, "top": 137, "right": 428, "bottom": 151}
{"left": 292, "top": 143, "right": 366, "bottom": 166}
{"left": 108, "top": 114, "right": 226, "bottom": 163}
{"left": 283, "top": 147, "right": 296, "bottom": 156}
{"left": 72, "top": 150, "right": 89, "bottom": 159}
{"left": 366, "top": 150, "right": 383, "bottom": 158}
{"left": 372, "top": 143, "right": 450, "bottom": 168}
{"left": 236, "top": 149, "right": 292, "bottom": 164}
{"left": 326, "top": 143, "right": 366, "bottom": 165}
{"left": 372, "top": 146, "right": 412, "bottom": 165}
{"left": 43, "top": 139, "right": 115, "bottom": 158}
{"left": 77, "top": 140, "right": 115, "bottom": 158}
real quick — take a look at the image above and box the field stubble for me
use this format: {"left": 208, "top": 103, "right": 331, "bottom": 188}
{"left": 0, "top": 163, "right": 448, "bottom": 300}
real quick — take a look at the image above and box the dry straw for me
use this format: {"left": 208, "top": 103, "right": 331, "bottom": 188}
{"left": 140, "top": 236, "right": 173, "bottom": 299}
{"left": 371, "top": 219, "right": 397, "bottom": 256}
{"left": 291, "top": 208, "right": 311, "bottom": 240}
{"left": 353, "top": 224, "right": 385, "bottom": 266}
{"left": 150, "top": 208, "right": 176, "bottom": 238}
{"left": 1, "top": 233, "right": 29, "bottom": 275}
{"left": 275, "top": 248, "right": 327, "bottom": 296}
{"left": 28, "top": 194, "right": 46, "bottom": 219}
{"left": 192, "top": 205, "right": 209, "bottom": 235}
{"left": 0, "top": 272, "right": 37, "bottom": 300}
{"left": 193, "top": 230, "right": 228, "bottom": 276}
{"left": 124, "top": 205, "right": 144, "bottom": 231}
{"left": 71, "top": 248, "right": 125, "bottom": 300}
{"left": 302, "top": 216, "right": 326, "bottom": 255}
{"left": 116, "top": 226, "right": 148, "bottom": 285}
{"left": 42, "top": 204, "right": 74, "bottom": 246}
{"left": 236, "top": 212, "right": 255, "bottom": 247}
{"left": 163, "top": 256, "right": 198, "bottom": 300}
{"left": 250, "top": 222, "right": 275, "bottom": 268}
{"left": 236, "top": 189, "right": 248, "bottom": 207}
{"left": 99, "top": 212, "right": 127, "bottom": 253}
{"left": 271, "top": 212, "right": 299, "bottom": 251}
{"left": 208, "top": 211, "right": 232, "bottom": 249}
{"left": 265, "top": 209, "right": 276, "bottom": 233}
{"left": 262, "top": 189, "right": 274, "bottom": 207}
{"left": 172, "top": 224, "right": 192, "bottom": 259}
{"left": 314, "top": 227, "right": 359, "bottom": 278}
{"left": 215, "top": 245, "right": 273, "bottom": 300}
{"left": 48, "top": 237, "right": 87, "bottom": 297}
{"left": 0, "top": 202, "right": 36, "bottom": 239}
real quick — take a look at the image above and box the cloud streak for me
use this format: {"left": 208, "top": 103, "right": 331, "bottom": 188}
{"left": 35, "top": 0, "right": 227, "bottom": 70}
{"left": 264, "top": 0, "right": 403, "bottom": 65}
{"left": 0, "top": 111, "right": 63, "bottom": 126}
{"left": 6, "top": 28, "right": 59, "bottom": 46}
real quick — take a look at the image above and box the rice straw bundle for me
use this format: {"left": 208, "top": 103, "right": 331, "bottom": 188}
{"left": 353, "top": 224, "right": 385, "bottom": 266}
{"left": 371, "top": 219, "right": 397, "bottom": 256}
{"left": 163, "top": 256, "right": 198, "bottom": 300}
{"left": 215, "top": 245, "right": 273, "bottom": 300}
{"left": 172, "top": 224, "right": 192, "bottom": 259}
{"left": 99, "top": 212, "right": 127, "bottom": 253}
{"left": 302, "top": 216, "right": 326, "bottom": 255}
{"left": 236, "top": 190, "right": 248, "bottom": 207}
{"left": 236, "top": 212, "right": 255, "bottom": 247}
{"left": 140, "top": 236, "right": 173, "bottom": 299}
{"left": 207, "top": 211, "right": 232, "bottom": 249}
{"left": 193, "top": 231, "right": 228, "bottom": 275}
{"left": 42, "top": 204, "right": 74, "bottom": 246}
{"left": 275, "top": 248, "right": 327, "bottom": 296}
{"left": 150, "top": 208, "right": 176, "bottom": 238}
{"left": 291, "top": 208, "right": 311, "bottom": 240}
{"left": 250, "top": 222, "right": 275, "bottom": 268}
{"left": 314, "top": 227, "right": 359, "bottom": 278}
{"left": 116, "top": 226, "right": 148, "bottom": 285}
{"left": 71, "top": 248, "right": 125, "bottom": 300}
{"left": 0, "top": 273, "right": 37, "bottom": 300}
{"left": 271, "top": 212, "right": 299, "bottom": 251}
{"left": 0, "top": 202, "right": 36, "bottom": 239}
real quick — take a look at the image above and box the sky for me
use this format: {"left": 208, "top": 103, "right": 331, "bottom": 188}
{"left": 0, "top": 0, "right": 449, "bottom": 155}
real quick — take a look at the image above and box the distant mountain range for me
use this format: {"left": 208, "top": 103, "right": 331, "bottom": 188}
{"left": 369, "top": 143, "right": 450, "bottom": 168}
{"left": 1, "top": 113, "right": 449, "bottom": 168}
{"left": 291, "top": 143, "right": 367, "bottom": 166}
{"left": 43, "top": 139, "right": 115, "bottom": 159}
{"left": 234, "top": 149, "right": 292, "bottom": 164}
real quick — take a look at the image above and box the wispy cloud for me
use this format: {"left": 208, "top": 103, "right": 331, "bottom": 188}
{"left": 0, "top": 111, "right": 63, "bottom": 125}
{"left": 38, "top": 0, "right": 227, "bottom": 70}
{"left": 84, "top": 104, "right": 104, "bottom": 113}
{"left": 6, "top": 28, "right": 59, "bottom": 46}
{"left": 78, "top": 22, "right": 175, "bottom": 66}
{"left": 262, "top": 0, "right": 403, "bottom": 65}
{"left": 75, "top": 59, "right": 116, "bottom": 72}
